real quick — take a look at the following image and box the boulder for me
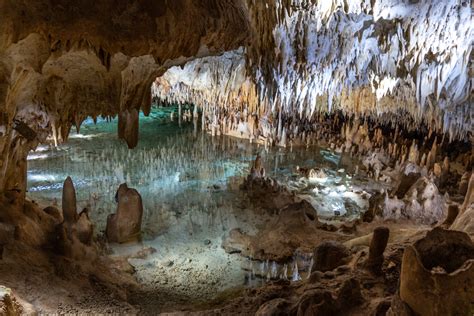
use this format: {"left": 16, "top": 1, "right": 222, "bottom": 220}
{"left": 313, "top": 240, "right": 350, "bottom": 272}
{"left": 106, "top": 183, "right": 143, "bottom": 243}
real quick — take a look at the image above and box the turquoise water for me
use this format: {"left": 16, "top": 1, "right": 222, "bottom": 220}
{"left": 27, "top": 107, "right": 361, "bottom": 237}
{"left": 26, "top": 107, "right": 369, "bottom": 304}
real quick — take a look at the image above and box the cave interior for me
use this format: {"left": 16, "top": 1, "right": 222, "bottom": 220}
{"left": 0, "top": 0, "right": 473, "bottom": 315}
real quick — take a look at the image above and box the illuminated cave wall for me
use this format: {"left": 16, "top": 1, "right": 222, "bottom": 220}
{"left": 155, "top": 0, "right": 473, "bottom": 139}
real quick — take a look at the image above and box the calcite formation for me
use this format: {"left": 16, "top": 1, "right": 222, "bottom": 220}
{"left": 0, "top": 1, "right": 472, "bottom": 314}
{"left": 57, "top": 177, "right": 96, "bottom": 258}
{"left": 154, "top": 0, "right": 473, "bottom": 145}
{"left": 106, "top": 183, "right": 143, "bottom": 243}
{"left": 0, "top": 0, "right": 250, "bottom": 193}
{"left": 399, "top": 228, "right": 474, "bottom": 315}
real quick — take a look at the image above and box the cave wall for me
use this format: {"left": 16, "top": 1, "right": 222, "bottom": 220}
{"left": 0, "top": 0, "right": 250, "bottom": 193}
{"left": 155, "top": 0, "right": 473, "bottom": 140}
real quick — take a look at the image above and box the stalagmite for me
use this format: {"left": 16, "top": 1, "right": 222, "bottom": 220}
{"left": 459, "top": 172, "right": 471, "bottom": 196}
{"left": 461, "top": 173, "right": 474, "bottom": 213}
{"left": 441, "top": 205, "right": 459, "bottom": 228}
{"left": 106, "top": 183, "right": 144, "bottom": 243}
{"left": 366, "top": 227, "right": 390, "bottom": 275}
{"left": 62, "top": 176, "right": 77, "bottom": 223}
{"left": 123, "top": 109, "right": 139, "bottom": 149}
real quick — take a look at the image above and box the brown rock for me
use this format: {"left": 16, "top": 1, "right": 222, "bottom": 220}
{"left": 106, "top": 183, "right": 143, "bottom": 243}
{"left": 295, "top": 290, "right": 338, "bottom": 316}
{"left": 337, "top": 278, "right": 363, "bottom": 309}
{"left": 366, "top": 226, "right": 390, "bottom": 275}
{"left": 459, "top": 171, "right": 471, "bottom": 196}
{"left": 74, "top": 209, "right": 94, "bottom": 245}
{"left": 451, "top": 204, "right": 474, "bottom": 238}
{"left": 441, "top": 204, "right": 459, "bottom": 228}
{"left": 313, "top": 240, "right": 350, "bottom": 272}
{"left": 392, "top": 172, "right": 420, "bottom": 199}
{"left": 461, "top": 172, "right": 474, "bottom": 212}
{"left": 399, "top": 228, "right": 474, "bottom": 315}
{"left": 62, "top": 176, "right": 77, "bottom": 223}
{"left": 433, "top": 162, "right": 442, "bottom": 177}
{"left": 43, "top": 206, "right": 62, "bottom": 222}
{"left": 256, "top": 298, "right": 290, "bottom": 316}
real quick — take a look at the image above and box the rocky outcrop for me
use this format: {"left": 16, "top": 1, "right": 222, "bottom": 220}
{"left": 106, "top": 183, "right": 143, "bottom": 243}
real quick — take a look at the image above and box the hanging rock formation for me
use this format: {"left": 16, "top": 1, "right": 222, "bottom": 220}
{"left": 154, "top": 0, "right": 473, "bottom": 146}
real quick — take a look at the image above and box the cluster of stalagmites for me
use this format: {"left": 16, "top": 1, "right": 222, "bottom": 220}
{"left": 5, "top": 175, "right": 145, "bottom": 262}
{"left": 221, "top": 223, "right": 474, "bottom": 315}
{"left": 217, "top": 150, "right": 474, "bottom": 314}
{"left": 61, "top": 178, "right": 144, "bottom": 248}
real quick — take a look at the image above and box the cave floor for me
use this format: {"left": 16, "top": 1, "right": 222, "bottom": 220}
{"left": 20, "top": 107, "right": 391, "bottom": 313}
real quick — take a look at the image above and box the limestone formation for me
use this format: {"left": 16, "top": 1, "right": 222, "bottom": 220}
{"left": 461, "top": 173, "right": 474, "bottom": 213}
{"left": 451, "top": 205, "right": 474, "bottom": 239}
{"left": 313, "top": 241, "right": 351, "bottom": 272}
{"left": 366, "top": 227, "right": 390, "bottom": 275}
{"left": 56, "top": 177, "right": 97, "bottom": 258}
{"left": 62, "top": 176, "right": 77, "bottom": 223}
{"left": 441, "top": 205, "right": 460, "bottom": 229}
{"left": 106, "top": 183, "right": 143, "bottom": 243}
{"left": 399, "top": 228, "right": 474, "bottom": 315}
